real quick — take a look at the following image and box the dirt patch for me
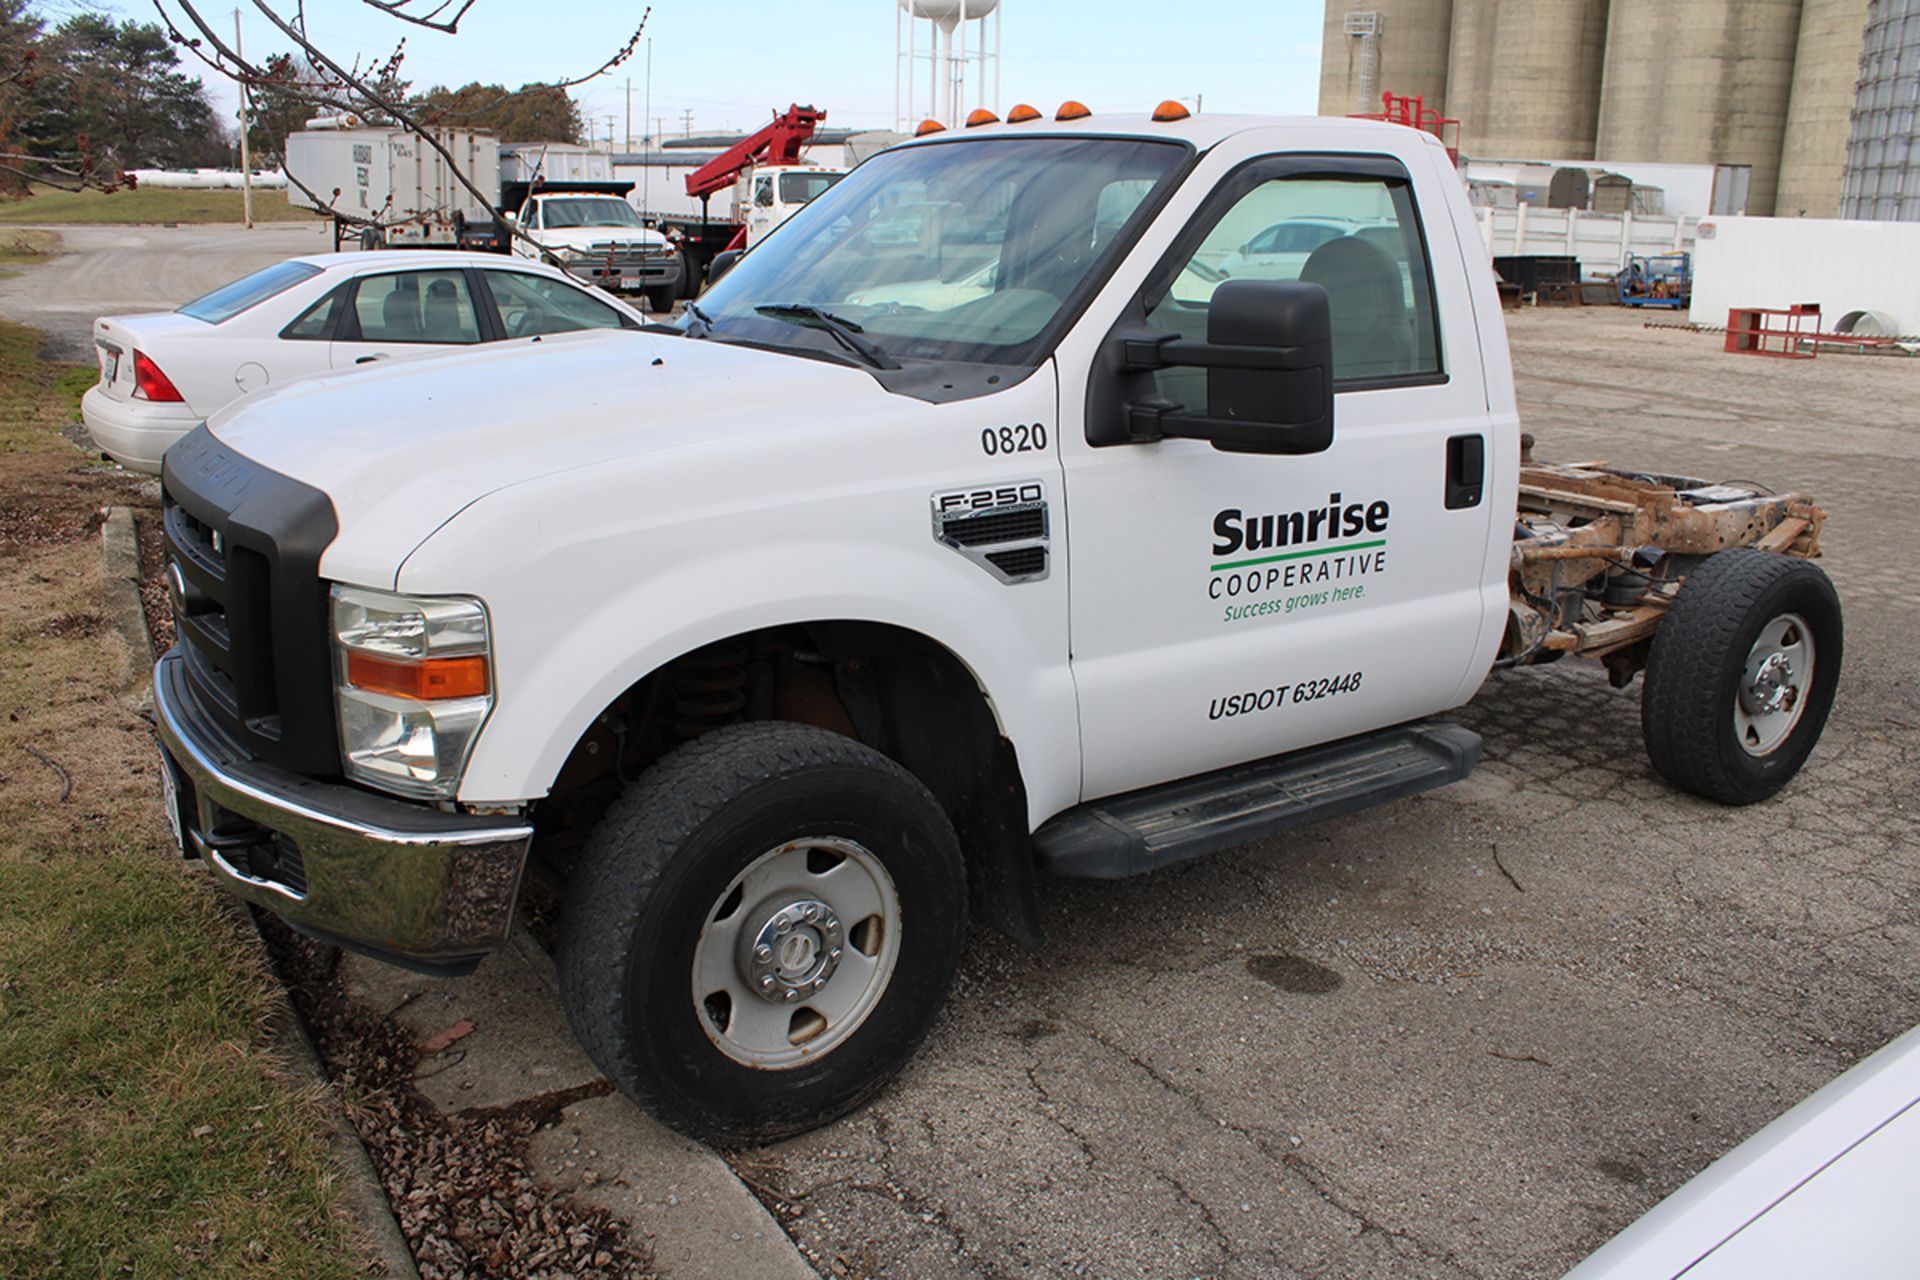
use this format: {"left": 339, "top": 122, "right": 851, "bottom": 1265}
{"left": 260, "top": 916, "right": 655, "bottom": 1280}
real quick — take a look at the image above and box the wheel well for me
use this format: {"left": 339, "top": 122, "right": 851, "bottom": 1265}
{"left": 534, "top": 622, "right": 1044, "bottom": 946}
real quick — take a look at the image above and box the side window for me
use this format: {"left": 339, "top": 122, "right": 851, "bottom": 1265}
{"left": 483, "top": 270, "right": 627, "bottom": 336}
{"left": 282, "top": 286, "right": 344, "bottom": 340}
{"left": 753, "top": 176, "right": 774, "bottom": 208}
{"left": 352, "top": 271, "right": 482, "bottom": 344}
{"left": 1149, "top": 174, "right": 1440, "bottom": 388}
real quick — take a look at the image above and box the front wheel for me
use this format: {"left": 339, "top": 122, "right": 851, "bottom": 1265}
{"left": 557, "top": 722, "right": 968, "bottom": 1144}
{"left": 1641, "top": 548, "right": 1842, "bottom": 804}
{"left": 645, "top": 284, "right": 677, "bottom": 314}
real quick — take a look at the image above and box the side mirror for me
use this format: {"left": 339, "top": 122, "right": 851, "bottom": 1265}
{"left": 706, "top": 248, "right": 744, "bottom": 288}
{"left": 502, "top": 209, "right": 518, "bottom": 224}
{"left": 1115, "top": 279, "right": 1334, "bottom": 455}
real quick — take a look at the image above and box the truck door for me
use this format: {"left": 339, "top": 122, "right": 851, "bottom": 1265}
{"left": 1062, "top": 155, "right": 1499, "bottom": 801}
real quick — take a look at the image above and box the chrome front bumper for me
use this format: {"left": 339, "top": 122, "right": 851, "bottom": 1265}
{"left": 153, "top": 650, "right": 533, "bottom": 974}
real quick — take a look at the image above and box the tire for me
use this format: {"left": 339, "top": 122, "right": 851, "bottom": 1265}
{"left": 1641, "top": 548, "right": 1842, "bottom": 805}
{"left": 645, "top": 285, "right": 677, "bottom": 314}
{"left": 557, "top": 722, "right": 968, "bottom": 1144}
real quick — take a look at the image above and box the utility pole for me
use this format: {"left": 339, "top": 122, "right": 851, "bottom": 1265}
{"left": 625, "top": 77, "right": 632, "bottom": 152}
{"left": 607, "top": 114, "right": 617, "bottom": 152}
{"left": 235, "top": 7, "right": 253, "bottom": 228}
{"left": 681, "top": 108, "right": 694, "bottom": 138}
{"left": 642, "top": 40, "right": 652, "bottom": 214}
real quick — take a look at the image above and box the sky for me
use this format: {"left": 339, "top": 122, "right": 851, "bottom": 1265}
{"left": 68, "top": 0, "right": 1326, "bottom": 145}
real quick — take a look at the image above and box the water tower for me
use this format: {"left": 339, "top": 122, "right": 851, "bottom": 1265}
{"left": 896, "top": 0, "right": 1001, "bottom": 130}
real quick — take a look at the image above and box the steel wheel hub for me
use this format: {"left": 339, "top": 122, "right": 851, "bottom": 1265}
{"left": 1734, "top": 612, "right": 1815, "bottom": 757}
{"left": 691, "top": 836, "right": 902, "bottom": 1069}
{"left": 742, "top": 897, "right": 844, "bottom": 1002}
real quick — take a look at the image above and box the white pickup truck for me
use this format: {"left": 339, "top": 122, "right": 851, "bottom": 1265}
{"left": 508, "top": 191, "right": 682, "bottom": 311}
{"left": 152, "top": 108, "right": 1841, "bottom": 1145}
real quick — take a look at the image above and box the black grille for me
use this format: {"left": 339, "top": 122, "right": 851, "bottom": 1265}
{"left": 986, "top": 546, "right": 1047, "bottom": 578}
{"left": 941, "top": 505, "right": 1046, "bottom": 547}
{"left": 162, "top": 427, "right": 341, "bottom": 776}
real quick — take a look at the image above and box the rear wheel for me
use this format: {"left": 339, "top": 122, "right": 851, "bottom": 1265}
{"left": 557, "top": 722, "right": 968, "bottom": 1144}
{"left": 1641, "top": 548, "right": 1842, "bottom": 804}
{"left": 645, "top": 284, "right": 677, "bottom": 314}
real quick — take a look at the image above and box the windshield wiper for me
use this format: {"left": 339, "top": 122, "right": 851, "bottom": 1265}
{"left": 753, "top": 303, "right": 901, "bottom": 370}
{"left": 684, "top": 300, "right": 715, "bottom": 338}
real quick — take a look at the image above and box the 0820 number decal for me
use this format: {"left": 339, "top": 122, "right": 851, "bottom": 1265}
{"left": 982, "top": 422, "right": 1047, "bottom": 456}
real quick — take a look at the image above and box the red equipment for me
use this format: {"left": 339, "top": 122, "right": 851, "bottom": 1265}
{"left": 684, "top": 104, "right": 827, "bottom": 200}
{"left": 1350, "top": 93, "right": 1461, "bottom": 164}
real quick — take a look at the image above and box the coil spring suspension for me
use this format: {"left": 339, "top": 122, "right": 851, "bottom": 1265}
{"left": 672, "top": 643, "right": 751, "bottom": 739}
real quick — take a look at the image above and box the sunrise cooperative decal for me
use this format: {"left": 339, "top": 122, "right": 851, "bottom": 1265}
{"left": 1208, "top": 492, "right": 1390, "bottom": 623}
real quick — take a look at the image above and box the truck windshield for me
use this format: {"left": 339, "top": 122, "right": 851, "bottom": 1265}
{"left": 692, "top": 136, "right": 1186, "bottom": 366}
{"left": 541, "top": 198, "right": 645, "bottom": 229}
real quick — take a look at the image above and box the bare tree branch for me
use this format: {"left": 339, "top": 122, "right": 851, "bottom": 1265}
{"left": 357, "top": 0, "right": 477, "bottom": 34}
{"left": 151, "top": 0, "right": 647, "bottom": 251}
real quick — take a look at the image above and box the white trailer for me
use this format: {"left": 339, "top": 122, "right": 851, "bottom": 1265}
{"left": 284, "top": 126, "right": 500, "bottom": 249}
{"left": 500, "top": 143, "right": 614, "bottom": 188}
{"left": 1689, "top": 215, "right": 1920, "bottom": 335}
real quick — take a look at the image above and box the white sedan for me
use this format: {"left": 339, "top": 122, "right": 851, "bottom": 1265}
{"left": 1567, "top": 1023, "right": 1920, "bottom": 1278}
{"left": 81, "top": 250, "right": 650, "bottom": 474}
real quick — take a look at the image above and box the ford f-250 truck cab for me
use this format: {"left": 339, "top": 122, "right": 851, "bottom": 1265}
{"left": 152, "top": 107, "right": 1840, "bottom": 1144}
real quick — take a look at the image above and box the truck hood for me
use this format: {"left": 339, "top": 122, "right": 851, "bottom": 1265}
{"left": 532, "top": 226, "right": 670, "bottom": 251}
{"left": 203, "top": 328, "right": 889, "bottom": 587}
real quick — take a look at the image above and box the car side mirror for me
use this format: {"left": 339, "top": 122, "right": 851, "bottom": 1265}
{"left": 706, "top": 248, "right": 744, "bottom": 289}
{"left": 1113, "top": 279, "right": 1334, "bottom": 455}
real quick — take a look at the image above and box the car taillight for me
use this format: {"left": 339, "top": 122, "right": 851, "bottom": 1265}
{"left": 131, "top": 351, "right": 184, "bottom": 403}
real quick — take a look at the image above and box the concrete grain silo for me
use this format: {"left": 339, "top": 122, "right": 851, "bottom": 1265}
{"left": 1596, "top": 0, "right": 1806, "bottom": 217}
{"left": 1777, "top": 0, "right": 1873, "bottom": 216}
{"left": 1317, "top": 1, "right": 1454, "bottom": 118}
{"left": 1445, "top": 0, "right": 1610, "bottom": 159}
{"left": 1841, "top": 0, "right": 1920, "bottom": 219}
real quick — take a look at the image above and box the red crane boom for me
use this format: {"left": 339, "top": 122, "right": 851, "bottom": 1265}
{"left": 683, "top": 104, "right": 828, "bottom": 200}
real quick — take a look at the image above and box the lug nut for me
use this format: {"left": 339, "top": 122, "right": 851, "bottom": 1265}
{"left": 813, "top": 976, "right": 827, "bottom": 990}
{"left": 774, "top": 913, "right": 791, "bottom": 933}
{"left": 759, "top": 974, "right": 776, "bottom": 990}
{"left": 754, "top": 944, "right": 772, "bottom": 962}
{"left": 784, "top": 988, "right": 799, "bottom": 1002}
{"left": 829, "top": 947, "right": 842, "bottom": 960}
{"left": 803, "top": 904, "right": 819, "bottom": 921}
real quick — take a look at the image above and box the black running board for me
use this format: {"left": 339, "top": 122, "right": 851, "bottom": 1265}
{"left": 1034, "top": 720, "right": 1482, "bottom": 879}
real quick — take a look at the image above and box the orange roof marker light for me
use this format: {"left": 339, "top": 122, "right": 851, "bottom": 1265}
{"left": 966, "top": 108, "right": 1000, "bottom": 127}
{"left": 915, "top": 118, "right": 946, "bottom": 136}
{"left": 1152, "top": 99, "right": 1192, "bottom": 122}
{"left": 1007, "top": 103, "right": 1042, "bottom": 123}
{"left": 1055, "top": 100, "right": 1092, "bottom": 121}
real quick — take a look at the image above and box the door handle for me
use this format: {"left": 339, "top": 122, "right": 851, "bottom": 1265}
{"left": 1445, "top": 434, "right": 1485, "bottom": 510}
{"left": 354, "top": 354, "right": 387, "bottom": 365}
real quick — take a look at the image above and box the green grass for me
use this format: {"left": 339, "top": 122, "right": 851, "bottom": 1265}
{"left": 0, "top": 317, "right": 371, "bottom": 1278}
{"left": 0, "top": 184, "right": 322, "bottom": 225}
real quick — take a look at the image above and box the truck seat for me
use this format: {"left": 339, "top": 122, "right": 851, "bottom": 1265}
{"left": 1299, "top": 236, "right": 1411, "bottom": 380}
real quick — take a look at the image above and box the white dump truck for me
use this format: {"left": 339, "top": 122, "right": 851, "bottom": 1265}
{"left": 154, "top": 105, "right": 1840, "bottom": 1145}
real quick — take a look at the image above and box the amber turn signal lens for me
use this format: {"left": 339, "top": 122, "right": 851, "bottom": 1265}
{"left": 966, "top": 108, "right": 999, "bottom": 127}
{"left": 1007, "top": 103, "right": 1041, "bottom": 123}
{"left": 347, "top": 651, "right": 489, "bottom": 700}
{"left": 1152, "top": 99, "right": 1191, "bottom": 122}
{"left": 915, "top": 118, "right": 946, "bottom": 136}
{"left": 1055, "top": 100, "right": 1091, "bottom": 121}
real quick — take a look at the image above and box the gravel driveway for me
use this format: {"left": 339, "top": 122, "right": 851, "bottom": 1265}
{"left": 0, "top": 222, "right": 328, "bottom": 359}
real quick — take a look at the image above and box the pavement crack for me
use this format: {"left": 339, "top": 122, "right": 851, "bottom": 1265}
{"left": 1281, "top": 1152, "right": 1483, "bottom": 1279}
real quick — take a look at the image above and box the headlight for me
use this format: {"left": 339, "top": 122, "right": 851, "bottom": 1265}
{"left": 553, "top": 245, "right": 581, "bottom": 262}
{"left": 331, "top": 585, "right": 493, "bottom": 801}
